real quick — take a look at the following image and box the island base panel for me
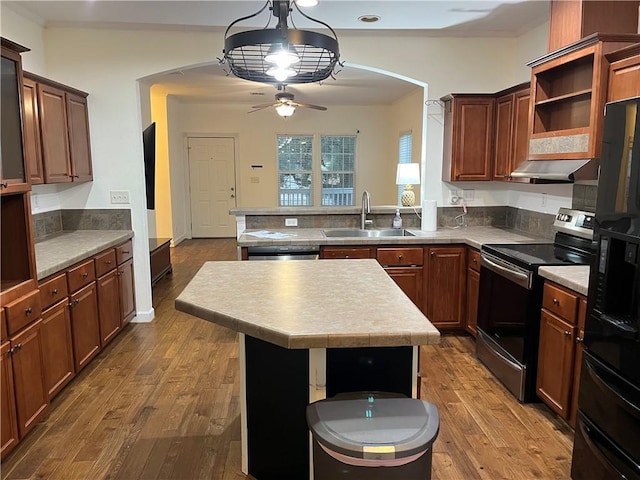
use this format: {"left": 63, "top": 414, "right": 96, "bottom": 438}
{"left": 245, "top": 335, "right": 309, "bottom": 480}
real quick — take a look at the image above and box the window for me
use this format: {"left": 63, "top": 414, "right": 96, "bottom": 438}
{"left": 397, "top": 132, "right": 413, "bottom": 206}
{"left": 278, "top": 134, "right": 356, "bottom": 206}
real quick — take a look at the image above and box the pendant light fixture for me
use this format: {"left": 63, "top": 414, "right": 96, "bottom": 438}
{"left": 221, "top": 0, "right": 340, "bottom": 85}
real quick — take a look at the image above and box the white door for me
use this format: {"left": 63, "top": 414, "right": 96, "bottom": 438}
{"left": 188, "top": 136, "right": 237, "bottom": 238}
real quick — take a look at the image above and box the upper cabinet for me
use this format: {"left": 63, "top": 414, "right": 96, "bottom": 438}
{"left": 0, "top": 39, "right": 30, "bottom": 195}
{"left": 441, "top": 94, "right": 495, "bottom": 182}
{"left": 606, "top": 43, "right": 640, "bottom": 103}
{"left": 493, "top": 84, "right": 530, "bottom": 181}
{"left": 527, "top": 34, "right": 640, "bottom": 161}
{"left": 23, "top": 72, "right": 93, "bottom": 185}
{"left": 547, "top": 0, "right": 640, "bottom": 52}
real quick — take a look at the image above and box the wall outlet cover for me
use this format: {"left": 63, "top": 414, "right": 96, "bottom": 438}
{"left": 285, "top": 218, "right": 298, "bottom": 227}
{"left": 110, "top": 190, "right": 130, "bottom": 204}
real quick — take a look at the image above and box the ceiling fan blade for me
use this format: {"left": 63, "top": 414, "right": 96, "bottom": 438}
{"left": 294, "top": 102, "right": 327, "bottom": 111}
{"left": 251, "top": 102, "right": 277, "bottom": 109}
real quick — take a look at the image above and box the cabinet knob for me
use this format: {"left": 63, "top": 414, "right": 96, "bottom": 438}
{"left": 73, "top": 299, "right": 80, "bottom": 305}
{"left": 0, "top": 182, "right": 7, "bottom": 189}
{"left": 430, "top": 251, "right": 435, "bottom": 257}
{"left": 52, "top": 289, "right": 58, "bottom": 295}
{"left": 576, "top": 336, "right": 584, "bottom": 343}
{"left": 398, "top": 255, "right": 403, "bottom": 261}
{"left": 106, "top": 260, "right": 112, "bottom": 265}
{"left": 345, "top": 256, "right": 349, "bottom": 259}
{"left": 72, "top": 174, "right": 80, "bottom": 178}
{"left": 82, "top": 272, "right": 88, "bottom": 278}
{"left": 552, "top": 298, "right": 560, "bottom": 305}
{"left": 473, "top": 258, "right": 477, "bottom": 264}
{"left": 25, "top": 306, "right": 33, "bottom": 315}
{"left": 564, "top": 330, "right": 571, "bottom": 336}
{"left": 15, "top": 343, "right": 23, "bottom": 351}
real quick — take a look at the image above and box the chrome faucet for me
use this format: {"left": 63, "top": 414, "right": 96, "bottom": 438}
{"left": 361, "top": 191, "right": 372, "bottom": 229}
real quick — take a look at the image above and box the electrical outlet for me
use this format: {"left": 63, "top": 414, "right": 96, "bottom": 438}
{"left": 110, "top": 190, "right": 130, "bottom": 204}
{"left": 285, "top": 218, "right": 298, "bottom": 227}
{"left": 449, "top": 191, "right": 461, "bottom": 205}
{"left": 463, "top": 189, "right": 475, "bottom": 201}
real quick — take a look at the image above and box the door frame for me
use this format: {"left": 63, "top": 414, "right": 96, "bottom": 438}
{"left": 183, "top": 133, "right": 240, "bottom": 240}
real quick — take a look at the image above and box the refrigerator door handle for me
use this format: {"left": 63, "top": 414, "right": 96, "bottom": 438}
{"left": 584, "top": 357, "right": 640, "bottom": 419}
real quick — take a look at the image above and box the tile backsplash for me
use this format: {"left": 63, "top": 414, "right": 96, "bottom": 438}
{"left": 33, "top": 209, "right": 132, "bottom": 242}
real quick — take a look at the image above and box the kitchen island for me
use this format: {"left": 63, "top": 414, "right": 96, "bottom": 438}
{"left": 175, "top": 259, "right": 439, "bottom": 480}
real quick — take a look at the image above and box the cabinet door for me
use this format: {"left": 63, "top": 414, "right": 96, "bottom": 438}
{"left": 98, "top": 269, "right": 121, "bottom": 345}
{"left": 385, "top": 267, "right": 423, "bottom": 309}
{"left": 608, "top": 54, "right": 640, "bottom": 102}
{"left": 37, "top": 82, "right": 72, "bottom": 183}
{"left": 536, "top": 309, "right": 576, "bottom": 418}
{"left": 493, "top": 93, "right": 514, "bottom": 181}
{"left": 22, "top": 77, "right": 44, "bottom": 185}
{"left": 443, "top": 96, "right": 494, "bottom": 181}
{"left": 0, "top": 49, "right": 29, "bottom": 194}
{"left": 511, "top": 89, "right": 531, "bottom": 173}
{"left": 41, "top": 300, "right": 75, "bottom": 400}
{"left": 69, "top": 282, "right": 101, "bottom": 372}
{"left": 10, "top": 319, "right": 48, "bottom": 438}
{"left": 66, "top": 93, "right": 93, "bottom": 182}
{"left": 425, "top": 246, "right": 466, "bottom": 328}
{"left": 465, "top": 267, "right": 480, "bottom": 337}
{"left": 569, "top": 297, "right": 588, "bottom": 428}
{"left": 1, "top": 341, "right": 19, "bottom": 459}
{"left": 118, "top": 259, "right": 136, "bottom": 326}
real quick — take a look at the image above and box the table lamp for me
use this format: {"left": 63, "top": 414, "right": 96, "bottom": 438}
{"left": 396, "top": 163, "right": 420, "bottom": 206}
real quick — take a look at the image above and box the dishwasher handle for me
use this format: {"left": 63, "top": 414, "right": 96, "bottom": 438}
{"left": 481, "top": 252, "right": 532, "bottom": 290}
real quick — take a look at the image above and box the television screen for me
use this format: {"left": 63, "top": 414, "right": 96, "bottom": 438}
{"left": 142, "top": 122, "right": 156, "bottom": 210}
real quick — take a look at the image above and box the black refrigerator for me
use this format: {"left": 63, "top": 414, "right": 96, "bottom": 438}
{"left": 570, "top": 97, "right": 640, "bottom": 479}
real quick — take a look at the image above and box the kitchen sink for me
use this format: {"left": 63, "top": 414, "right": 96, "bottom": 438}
{"left": 322, "top": 228, "right": 416, "bottom": 238}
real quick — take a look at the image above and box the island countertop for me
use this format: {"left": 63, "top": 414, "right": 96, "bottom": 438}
{"left": 175, "top": 259, "right": 440, "bottom": 349}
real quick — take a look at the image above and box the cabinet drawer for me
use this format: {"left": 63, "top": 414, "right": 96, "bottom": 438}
{"left": 116, "top": 240, "right": 133, "bottom": 265}
{"left": 39, "top": 273, "right": 68, "bottom": 311}
{"left": 5, "top": 289, "right": 42, "bottom": 335}
{"left": 67, "top": 259, "right": 95, "bottom": 293}
{"left": 94, "top": 249, "right": 117, "bottom": 277}
{"left": 467, "top": 248, "right": 481, "bottom": 272}
{"left": 322, "top": 247, "right": 372, "bottom": 259}
{"left": 376, "top": 248, "right": 423, "bottom": 267}
{"left": 543, "top": 282, "right": 579, "bottom": 323}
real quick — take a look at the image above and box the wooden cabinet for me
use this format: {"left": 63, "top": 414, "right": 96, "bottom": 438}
{"left": 98, "top": 269, "right": 121, "bottom": 345}
{"left": 465, "top": 248, "right": 480, "bottom": 337}
{"left": 69, "top": 281, "right": 101, "bottom": 372}
{"left": 150, "top": 238, "right": 173, "bottom": 287}
{"left": 493, "top": 84, "right": 530, "bottom": 181}
{"left": 606, "top": 43, "right": 640, "bottom": 102}
{"left": 0, "top": 38, "right": 30, "bottom": 195}
{"left": 10, "top": 319, "right": 48, "bottom": 438}
{"left": 320, "top": 246, "right": 373, "bottom": 259}
{"left": 118, "top": 258, "right": 136, "bottom": 326}
{"left": 22, "top": 76, "right": 43, "bottom": 185}
{"left": 424, "top": 246, "right": 466, "bottom": 329}
{"left": 41, "top": 300, "right": 74, "bottom": 400}
{"left": 441, "top": 94, "right": 495, "bottom": 182}
{"left": 377, "top": 248, "right": 423, "bottom": 308}
{"left": 547, "top": 0, "right": 639, "bottom": 52}
{"left": 0, "top": 341, "right": 19, "bottom": 459}
{"left": 23, "top": 72, "right": 92, "bottom": 185}
{"left": 527, "top": 34, "right": 640, "bottom": 161}
{"left": 536, "top": 281, "right": 587, "bottom": 425}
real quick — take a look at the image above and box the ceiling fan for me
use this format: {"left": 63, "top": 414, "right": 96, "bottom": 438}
{"left": 249, "top": 88, "right": 327, "bottom": 117}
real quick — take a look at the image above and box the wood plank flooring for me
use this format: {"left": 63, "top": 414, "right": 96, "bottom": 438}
{"left": 1, "top": 238, "right": 574, "bottom": 479}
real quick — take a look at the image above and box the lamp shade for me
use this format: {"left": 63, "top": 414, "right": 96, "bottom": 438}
{"left": 275, "top": 104, "right": 296, "bottom": 117}
{"left": 396, "top": 163, "right": 420, "bottom": 185}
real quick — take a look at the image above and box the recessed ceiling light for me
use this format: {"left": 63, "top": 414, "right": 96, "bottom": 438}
{"left": 358, "top": 15, "right": 381, "bottom": 24}
{"left": 296, "top": 0, "right": 319, "bottom": 7}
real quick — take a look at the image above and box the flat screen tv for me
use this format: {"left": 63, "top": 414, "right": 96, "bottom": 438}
{"left": 142, "top": 122, "right": 156, "bottom": 210}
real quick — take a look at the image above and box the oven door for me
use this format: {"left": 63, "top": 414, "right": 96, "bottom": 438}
{"left": 477, "top": 252, "right": 541, "bottom": 401}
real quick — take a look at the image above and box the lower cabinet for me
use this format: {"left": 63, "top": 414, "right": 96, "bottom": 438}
{"left": 10, "top": 319, "right": 49, "bottom": 438}
{"left": 1, "top": 341, "right": 19, "bottom": 458}
{"left": 41, "top": 300, "right": 75, "bottom": 399}
{"left": 384, "top": 267, "right": 423, "bottom": 307}
{"left": 465, "top": 248, "right": 481, "bottom": 337}
{"left": 536, "top": 281, "right": 586, "bottom": 426}
{"left": 69, "top": 282, "right": 101, "bottom": 372}
{"left": 118, "top": 259, "right": 136, "bottom": 326}
{"left": 424, "top": 246, "right": 467, "bottom": 329}
{"left": 97, "top": 269, "right": 121, "bottom": 345}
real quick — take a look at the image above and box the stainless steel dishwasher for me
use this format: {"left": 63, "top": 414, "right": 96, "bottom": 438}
{"left": 245, "top": 245, "right": 320, "bottom": 260}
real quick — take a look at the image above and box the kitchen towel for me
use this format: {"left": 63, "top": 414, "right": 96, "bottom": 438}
{"left": 421, "top": 200, "right": 438, "bottom": 231}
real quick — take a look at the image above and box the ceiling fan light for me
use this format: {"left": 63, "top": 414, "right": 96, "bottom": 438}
{"left": 264, "top": 44, "right": 300, "bottom": 68}
{"left": 266, "top": 67, "right": 297, "bottom": 82}
{"left": 276, "top": 104, "right": 296, "bottom": 117}
{"left": 296, "top": 0, "right": 319, "bottom": 7}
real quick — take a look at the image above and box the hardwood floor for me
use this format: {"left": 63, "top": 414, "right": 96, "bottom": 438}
{"left": 1, "top": 238, "right": 574, "bottom": 479}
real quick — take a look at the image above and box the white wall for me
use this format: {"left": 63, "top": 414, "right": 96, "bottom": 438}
{"left": 1, "top": 3, "right": 560, "bottom": 322}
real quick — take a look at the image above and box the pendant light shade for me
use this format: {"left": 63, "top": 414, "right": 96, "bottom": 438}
{"left": 275, "top": 103, "right": 296, "bottom": 117}
{"left": 222, "top": 0, "right": 340, "bottom": 85}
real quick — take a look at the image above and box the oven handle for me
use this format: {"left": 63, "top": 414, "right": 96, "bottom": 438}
{"left": 480, "top": 253, "right": 532, "bottom": 290}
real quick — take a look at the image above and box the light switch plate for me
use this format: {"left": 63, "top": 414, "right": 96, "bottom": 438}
{"left": 110, "top": 190, "right": 130, "bottom": 204}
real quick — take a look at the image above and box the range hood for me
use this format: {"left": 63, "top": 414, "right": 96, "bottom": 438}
{"left": 510, "top": 159, "right": 599, "bottom": 183}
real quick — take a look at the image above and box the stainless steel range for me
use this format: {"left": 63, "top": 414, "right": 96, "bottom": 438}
{"left": 476, "top": 208, "right": 596, "bottom": 402}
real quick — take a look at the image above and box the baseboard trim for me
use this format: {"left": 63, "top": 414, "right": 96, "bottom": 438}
{"left": 131, "top": 307, "right": 155, "bottom": 323}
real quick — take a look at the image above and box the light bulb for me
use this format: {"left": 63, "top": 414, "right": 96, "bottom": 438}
{"left": 265, "top": 45, "right": 300, "bottom": 68}
{"left": 267, "top": 67, "right": 297, "bottom": 82}
{"left": 276, "top": 104, "right": 296, "bottom": 117}
{"left": 296, "top": 0, "right": 319, "bottom": 6}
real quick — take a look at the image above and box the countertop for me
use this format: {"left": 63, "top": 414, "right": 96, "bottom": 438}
{"left": 238, "top": 226, "right": 550, "bottom": 250}
{"left": 175, "top": 259, "right": 440, "bottom": 349}
{"left": 35, "top": 230, "right": 134, "bottom": 280}
{"left": 539, "top": 265, "right": 590, "bottom": 296}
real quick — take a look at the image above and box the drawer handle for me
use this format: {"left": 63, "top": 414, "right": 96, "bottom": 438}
{"left": 52, "top": 289, "right": 58, "bottom": 295}
{"left": 576, "top": 336, "right": 584, "bottom": 343}
{"left": 25, "top": 306, "right": 33, "bottom": 315}
{"left": 122, "top": 250, "right": 130, "bottom": 254}
{"left": 82, "top": 272, "right": 89, "bottom": 278}
{"left": 14, "top": 343, "right": 23, "bottom": 351}
{"left": 552, "top": 298, "right": 560, "bottom": 305}
{"left": 0, "top": 182, "right": 7, "bottom": 189}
